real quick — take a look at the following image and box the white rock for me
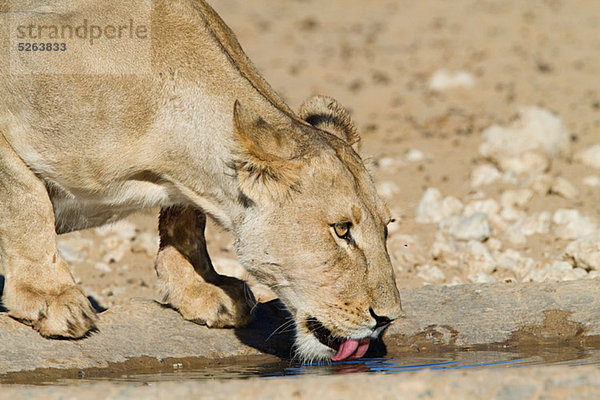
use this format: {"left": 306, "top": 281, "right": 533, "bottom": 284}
{"left": 519, "top": 212, "right": 552, "bottom": 236}
{"left": 441, "top": 196, "right": 464, "bottom": 218}
{"left": 496, "top": 249, "right": 537, "bottom": 278}
{"left": 416, "top": 188, "right": 443, "bottom": 223}
{"left": 525, "top": 261, "right": 587, "bottom": 282}
{"left": 530, "top": 174, "right": 554, "bottom": 194}
{"left": 377, "top": 156, "right": 406, "bottom": 170}
{"left": 95, "top": 262, "right": 112, "bottom": 273}
{"left": 405, "top": 149, "right": 425, "bottom": 162}
{"left": 463, "top": 199, "right": 500, "bottom": 217}
{"left": 500, "top": 207, "right": 527, "bottom": 223}
{"left": 460, "top": 241, "right": 496, "bottom": 275}
{"left": 550, "top": 177, "right": 579, "bottom": 199}
{"left": 416, "top": 264, "right": 446, "bottom": 283}
{"left": 553, "top": 209, "right": 597, "bottom": 240}
{"left": 500, "top": 189, "right": 533, "bottom": 209}
{"left": 430, "top": 236, "right": 460, "bottom": 267}
{"left": 486, "top": 238, "right": 503, "bottom": 252}
{"left": 439, "top": 213, "right": 492, "bottom": 242}
{"left": 468, "top": 272, "right": 496, "bottom": 284}
{"left": 575, "top": 144, "right": 600, "bottom": 169}
{"left": 583, "top": 176, "right": 600, "bottom": 187}
{"left": 564, "top": 233, "right": 600, "bottom": 271}
{"left": 446, "top": 276, "right": 464, "bottom": 286}
{"left": 377, "top": 181, "right": 400, "bottom": 198}
{"left": 131, "top": 232, "right": 159, "bottom": 256}
{"left": 479, "top": 107, "right": 571, "bottom": 160}
{"left": 428, "top": 69, "right": 475, "bottom": 91}
{"left": 471, "top": 164, "right": 502, "bottom": 187}
{"left": 57, "top": 237, "right": 93, "bottom": 263}
{"left": 391, "top": 234, "right": 426, "bottom": 267}
{"left": 496, "top": 151, "right": 549, "bottom": 176}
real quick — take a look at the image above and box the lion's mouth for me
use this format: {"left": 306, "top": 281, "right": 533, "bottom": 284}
{"left": 306, "top": 318, "right": 370, "bottom": 362}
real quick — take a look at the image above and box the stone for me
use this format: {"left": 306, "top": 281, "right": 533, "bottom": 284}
{"left": 376, "top": 156, "right": 406, "bottom": 170}
{"left": 495, "top": 249, "right": 537, "bottom": 279}
{"left": 439, "top": 213, "right": 492, "bottom": 242}
{"left": 583, "top": 175, "right": 600, "bottom": 187}
{"left": 377, "top": 181, "right": 400, "bottom": 198}
{"left": 564, "top": 233, "right": 600, "bottom": 271}
{"left": 416, "top": 264, "right": 446, "bottom": 283}
{"left": 575, "top": 144, "right": 600, "bottom": 169}
{"left": 463, "top": 199, "right": 500, "bottom": 217}
{"left": 530, "top": 173, "right": 554, "bottom": 194}
{"left": 405, "top": 149, "right": 425, "bottom": 162}
{"left": 441, "top": 196, "right": 464, "bottom": 218}
{"left": 550, "top": 177, "right": 579, "bottom": 199}
{"left": 479, "top": 107, "right": 571, "bottom": 160}
{"left": 131, "top": 232, "right": 159, "bottom": 256}
{"left": 416, "top": 188, "right": 443, "bottom": 223}
{"left": 496, "top": 151, "right": 549, "bottom": 176}
{"left": 391, "top": 234, "right": 427, "bottom": 268}
{"left": 468, "top": 272, "right": 496, "bottom": 284}
{"left": 430, "top": 236, "right": 460, "bottom": 267}
{"left": 552, "top": 209, "right": 597, "bottom": 240}
{"left": 500, "top": 189, "right": 533, "bottom": 210}
{"left": 524, "top": 261, "right": 587, "bottom": 282}
{"left": 416, "top": 189, "right": 462, "bottom": 223}
{"left": 471, "top": 164, "right": 502, "bottom": 187}
{"left": 460, "top": 241, "right": 496, "bottom": 275}
{"left": 428, "top": 69, "right": 475, "bottom": 91}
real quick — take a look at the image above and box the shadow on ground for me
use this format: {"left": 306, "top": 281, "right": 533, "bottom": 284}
{"left": 234, "top": 299, "right": 387, "bottom": 361}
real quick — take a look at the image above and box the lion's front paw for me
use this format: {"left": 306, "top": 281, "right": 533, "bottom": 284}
{"left": 6, "top": 285, "right": 97, "bottom": 339}
{"left": 169, "top": 276, "right": 255, "bottom": 328}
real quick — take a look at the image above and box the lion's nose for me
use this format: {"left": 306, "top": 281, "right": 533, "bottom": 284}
{"left": 369, "top": 307, "right": 393, "bottom": 329}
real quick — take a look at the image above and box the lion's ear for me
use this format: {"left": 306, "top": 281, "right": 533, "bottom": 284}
{"left": 232, "top": 100, "right": 301, "bottom": 202}
{"left": 299, "top": 95, "right": 360, "bottom": 149}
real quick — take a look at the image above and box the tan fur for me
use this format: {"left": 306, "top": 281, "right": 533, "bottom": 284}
{"left": 0, "top": 0, "right": 402, "bottom": 361}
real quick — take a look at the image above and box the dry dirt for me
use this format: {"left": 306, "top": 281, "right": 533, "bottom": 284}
{"left": 29, "top": 0, "right": 600, "bottom": 314}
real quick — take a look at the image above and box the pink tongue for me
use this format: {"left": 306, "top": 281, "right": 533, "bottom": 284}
{"left": 331, "top": 338, "right": 370, "bottom": 362}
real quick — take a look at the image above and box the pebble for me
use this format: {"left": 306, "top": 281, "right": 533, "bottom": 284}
{"left": 428, "top": 69, "right": 475, "bottom": 91}
{"left": 468, "top": 272, "right": 496, "bottom": 284}
{"left": 525, "top": 261, "right": 587, "bottom": 282}
{"left": 405, "top": 149, "right": 425, "bottom": 162}
{"left": 377, "top": 156, "right": 406, "bottom": 170}
{"left": 416, "top": 188, "right": 462, "bottom": 223}
{"left": 377, "top": 181, "right": 400, "bottom": 198}
{"left": 564, "top": 233, "right": 600, "bottom": 271}
{"left": 495, "top": 249, "right": 537, "bottom": 278}
{"left": 583, "top": 176, "right": 600, "bottom": 187}
{"left": 441, "top": 196, "right": 464, "bottom": 218}
{"left": 500, "top": 189, "right": 533, "bottom": 210}
{"left": 530, "top": 174, "right": 554, "bottom": 194}
{"left": 497, "top": 151, "right": 550, "bottom": 176}
{"left": 391, "top": 234, "right": 426, "bottom": 267}
{"left": 479, "top": 107, "right": 571, "bottom": 160}
{"left": 460, "top": 241, "right": 496, "bottom": 275}
{"left": 416, "top": 264, "right": 446, "bottom": 283}
{"left": 131, "top": 232, "right": 159, "bottom": 256}
{"left": 463, "top": 199, "right": 500, "bottom": 217}
{"left": 550, "top": 177, "right": 579, "bottom": 199}
{"left": 439, "top": 213, "right": 492, "bottom": 242}
{"left": 575, "top": 144, "right": 600, "bottom": 169}
{"left": 471, "top": 164, "right": 502, "bottom": 187}
{"left": 552, "top": 209, "right": 597, "bottom": 240}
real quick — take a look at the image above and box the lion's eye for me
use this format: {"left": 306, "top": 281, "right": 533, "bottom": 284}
{"left": 333, "top": 222, "right": 351, "bottom": 239}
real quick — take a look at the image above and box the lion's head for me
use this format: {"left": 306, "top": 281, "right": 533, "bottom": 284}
{"left": 231, "top": 95, "right": 402, "bottom": 363}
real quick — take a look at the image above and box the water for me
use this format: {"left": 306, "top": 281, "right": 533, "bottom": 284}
{"left": 16, "top": 345, "right": 600, "bottom": 385}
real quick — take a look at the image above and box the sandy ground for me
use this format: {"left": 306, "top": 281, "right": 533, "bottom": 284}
{"left": 38, "top": 0, "right": 600, "bottom": 312}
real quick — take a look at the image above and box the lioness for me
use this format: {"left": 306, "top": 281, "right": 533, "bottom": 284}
{"left": 0, "top": 0, "right": 402, "bottom": 362}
